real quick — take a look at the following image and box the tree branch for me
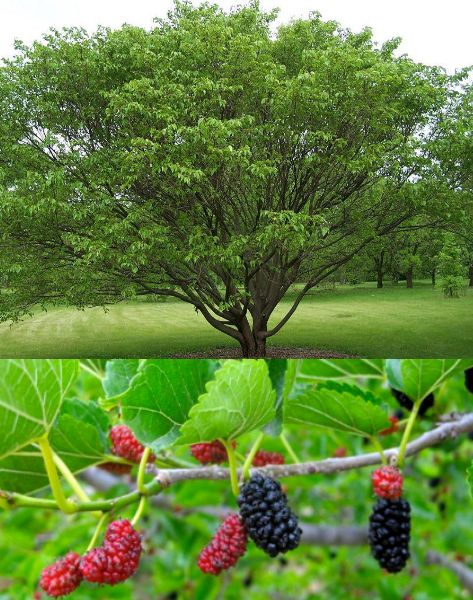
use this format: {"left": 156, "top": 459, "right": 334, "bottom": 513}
{"left": 145, "top": 413, "right": 473, "bottom": 483}
{"left": 426, "top": 551, "right": 473, "bottom": 594}
{"left": 82, "top": 468, "right": 369, "bottom": 546}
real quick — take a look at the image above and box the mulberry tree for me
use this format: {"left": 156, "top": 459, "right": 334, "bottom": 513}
{"left": 0, "top": 1, "right": 452, "bottom": 356}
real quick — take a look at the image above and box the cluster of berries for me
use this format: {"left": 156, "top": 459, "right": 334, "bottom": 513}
{"left": 190, "top": 440, "right": 285, "bottom": 467}
{"left": 369, "top": 467, "right": 411, "bottom": 573}
{"left": 197, "top": 474, "right": 301, "bottom": 575}
{"left": 100, "top": 424, "right": 155, "bottom": 474}
{"left": 39, "top": 520, "right": 141, "bottom": 597}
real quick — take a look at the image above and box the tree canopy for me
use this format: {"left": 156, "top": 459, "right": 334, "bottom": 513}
{"left": 0, "top": 1, "right": 467, "bottom": 356}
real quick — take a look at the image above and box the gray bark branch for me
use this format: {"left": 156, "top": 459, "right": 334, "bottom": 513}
{"left": 426, "top": 551, "right": 473, "bottom": 594}
{"left": 146, "top": 412, "right": 473, "bottom": 483}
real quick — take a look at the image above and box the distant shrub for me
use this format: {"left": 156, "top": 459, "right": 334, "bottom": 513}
{"left": 437, "top": 235, "right": 466, "bottom": 298}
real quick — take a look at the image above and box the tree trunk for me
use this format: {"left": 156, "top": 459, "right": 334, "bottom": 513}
{"left": 406, "top": 267, "right": 413, "bottom": 289}
{"left": 469, "top": 263, "right": 473, "bottom": 287}
{"left": 239, "top": 315, "right": 268, "bottom": 358}
{"left": 374, "top": 251, "right": 384, "bottom": 288}
{"left": 431, "top": 269, "right": 436, "bottom": 286}
{"left": 376, "top": 269, "right": 383, "bottom": 289}
{"left": 239, "top": 335, "right": 267, "bottom": 358}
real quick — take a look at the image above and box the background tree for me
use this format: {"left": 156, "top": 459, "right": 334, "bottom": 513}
{"left": 0, "top": 2, "right": 455, "bottom": 356}
{"left": 437, "top": 234, "right": 467, "bottom": 298}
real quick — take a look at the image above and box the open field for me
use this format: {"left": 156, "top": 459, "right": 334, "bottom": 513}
{"left": 0, "top": 282, "right": 472, "bottom": 358}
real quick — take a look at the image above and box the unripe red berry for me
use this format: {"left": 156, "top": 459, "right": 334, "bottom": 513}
{"left": 372, "top": 466, "right": 403, "bottom": 500}
{"left": 99, "top": 462, "right": 133, "bottom": 475}
{"left": 109, "top": 425, "right": 155, "bottom": 464}
{"left": 379, "top": 416, "right": 400, "bottom": 436}
{"left": 39, "top": 552, "right": 82, "bottom": 597}
{"left": 198, "top": 514, "right": 247, "bottom": 575}
{"left": 252, "top": 450, "right": 285, "bottom": 467}
{"left": 80, "top": 519, "right": 142, "bottom": 585}
{"left": 190, "top": 440, "right": 236, "bottom": 464}
{"left": 332, "top": 447, "right": 347, "bottom": 458}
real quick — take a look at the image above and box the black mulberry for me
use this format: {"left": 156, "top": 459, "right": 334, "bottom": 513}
{"left": 465, "top": 368, "right": 473, "bottom": 394}
{"left": 390, "top": 388, "right": 434, "bottom": 416}
{"left": 369, "top": 498, "right": 411, "bottom": 573}
{"left": 237, "top": 474, "right": 302, "bottom": 557}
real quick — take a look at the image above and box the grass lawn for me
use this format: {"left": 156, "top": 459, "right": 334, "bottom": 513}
{"left": 0, "top": 281, "right": 472, "bottom": 358}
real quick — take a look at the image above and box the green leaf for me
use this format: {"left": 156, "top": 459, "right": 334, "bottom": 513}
{"left": 283, "top": 381, "right": 389, "bottom": 436}
{"left": 0, "top": 398, "right": 109, "bottom": 494}
{"left": 102, "top": 359, "right": 140, "bottom": 398}
{"left": 264, "top": 359, "right": 297, "bottom": 437}
{"left": 0, "top": 360, "right": 79, "bottom": 459}
{"left": 297, "top": 359, "right": 385, "bottom": 382}
{"left": 121, "top": 359, "right": 216, "bottom": 452}
{"left": 178, "top": 360, "right": 276, "bottom": 444}
{"left": 386, "top": 359, "right": 473, "bottom": 402}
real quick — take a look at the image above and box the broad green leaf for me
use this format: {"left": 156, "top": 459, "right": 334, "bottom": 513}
{"left": 264, "top": 359, "right": 297, "bottom": 437}
{"left": 102, "top": 359, "right": 140, "bottom": 398}
{"left": 121, "top": 359, "right": 216, "bottom": 452}
{"left": 283, "top": 381, "right": 389, "bottom": 436}
{"left": 0, "top": 360, "right": 79, "bottom": 459}
{"left": 0, "top": 398, "right": 109, "bottom": 494}
{"left": 178, "top": 360, "right": 276, "bottom": 444}
{"left": 386, "top": 359, "right": 473, "bottom": 402}
{"left": 296, "top": 359, "right": 385, "bottom": 382}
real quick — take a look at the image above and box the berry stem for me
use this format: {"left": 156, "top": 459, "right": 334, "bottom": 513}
{"left": 369, "top": 435, "right": 388, "bottom": 465}
{"left": 242, "top": 432, "right": 265, "bottom": 480}
{"left": 6, "top": 476, "right": 164, "bottom": 513}
{"left": 220, "top": 439, "right": 239, "bottom": 496}
{"left": 131, "top": 495, "right": 147, "bottom": 526}
{"left": 37, "top": 436, "right": 77, "bottom": 514}
{"left": 86, "top": 512, "right": 109, "bottom": 551}
{"left": 397, "top": 398, "right": 422, "bottom": 468}
{"left": 53, "top": 452, "right": 92, "bottom": 503}
{"left": 279, "top": 432, "right": 301, "bottom": 464}
{"left": 137, "top": 447, "right": 151, "bottom": 494}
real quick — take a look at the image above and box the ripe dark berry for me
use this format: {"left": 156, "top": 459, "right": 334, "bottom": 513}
{"left": 80, "top": 519, "right": 142, "bottom": 585}
{"left": 372, "top": 467, "right": 403, "bottom": 500}
{"left": 197, "top": 514, "right": 247, "bottom": 575}
{"left": 237, "top": 474, "right": 302, "bottom": 557}
{"left": 465, "top": 368, "right": 473, "bottom": 394}
{"left": 109, "top": 425, "right": 155, "bottom": 464}
{"left": 390, "top": 388, "right": 434, "bottom": 416}
{"left": 39, "top": 552, "right": 82, "bottom": 597}
{"left": 252, "top": 450, "right": 285, "bottom": 467}
{"left": 369, "top": 498, "right": 411, "bottom": 573}
{"left": 190, "top": 440, "right": 236, "bottom": 464}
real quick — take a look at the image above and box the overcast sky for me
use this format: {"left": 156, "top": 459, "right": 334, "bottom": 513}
{"left": 1, "top": 0, "right": 472, "bottom": 72}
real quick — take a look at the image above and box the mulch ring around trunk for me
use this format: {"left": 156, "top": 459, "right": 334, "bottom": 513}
{"left": 168, "top": 347, "right": 355, "bottom": 358}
